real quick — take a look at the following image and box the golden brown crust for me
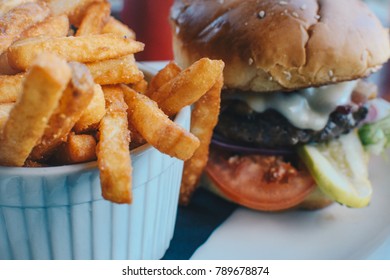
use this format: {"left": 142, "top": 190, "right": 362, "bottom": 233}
{"left": 171, "top": 0, "right": 390, "bottom": 92}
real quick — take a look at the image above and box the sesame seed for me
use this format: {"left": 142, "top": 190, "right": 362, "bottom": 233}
{"left": 258, "top": 10, "right": 266, "bottom": 19}
{"left": 292, "top": 12, "right": 299, "bottom": 18}
{"left": 248, "top": 58, "right": 254, "bottom": 65}
{"left": 279, "top": 1, "right": 288, "bottom": 5}
{"left": 218, "top": 0, "right": 224, "bottom": 3}
{"left": 269, "top": 76, "right": 273, "bottom": 81}
{"left": 244, "top": 22, "right": 248, "bottom": 26}
{"left": 300, "top": 4, "right": 307, "bottom": 10}
{"left": 328, "top": 70, "right": 334, "bottom": 77}
{"left": 314, "top": 14, "right": 321, "bottom": 20}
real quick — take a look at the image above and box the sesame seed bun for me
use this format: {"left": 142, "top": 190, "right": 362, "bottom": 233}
{"left": 170, "top": 0, "right": 390, "bottom": 92}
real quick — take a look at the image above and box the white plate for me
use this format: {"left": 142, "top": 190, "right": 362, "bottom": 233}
{"left": 142, "top": 61, "right": 390, "bottom": 260}
{"left": 190, "top": 151, "right": 390, "bottom": 260}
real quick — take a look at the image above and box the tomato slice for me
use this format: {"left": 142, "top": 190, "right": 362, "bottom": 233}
{"left": 205, "top": 148, "right": 316, "bottom": 211}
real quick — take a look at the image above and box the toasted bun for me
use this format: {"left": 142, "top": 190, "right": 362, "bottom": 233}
{"left": 170, "top": 0, "right": 390, "bottom": 92}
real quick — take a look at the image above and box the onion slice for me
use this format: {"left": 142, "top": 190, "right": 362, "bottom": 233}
{"left": 211, "top": 133, "right": 295, "bottom": 156}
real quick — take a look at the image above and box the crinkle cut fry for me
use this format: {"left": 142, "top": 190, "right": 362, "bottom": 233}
{"left": 179, "top": 74, "right": 223, "bottom": 205}
{"left": 75, "top": 1, "right": 111, "bottom": 36}
{"left": 97, "top": 85, "right": 132, "bottom": 204}
{"left": 86, "top": 54, "right": 144, "bottom": 85}
{"left": 73, "top": 83, "right": 106, "bottom": 133}
{"left": 29, "top": 62, "right": 94, "bottom": 161}
{"left": 0, "top": 73, "right": 24, "bottom": 103}
{"left": 0, "top": 2, "right": 50, "bottom": 54}
{"left": 45, "top": 0, "right": 104, "bottom": 27}
{"left": 121, "top": 84, "right": 200, "bottom": 161}
{"left": 0, "top": 53, "right": 71, "bottom": 166}
{"left": 7, "top": 33, "right": 145, "bottom": 71}
{"left": 149, "top": 58, "right": 224, "bottom": 117}
{"left": 102, "top": 16, "right": 136, "bottom": 40}
{"left": 0, "top": 103, "right": 14, "bottom": 132}
{"left": 145, "top": 61, "right": 182, "bottom": 97}
{"left": 52, "top": 133, "right": 97, "bottom": 165}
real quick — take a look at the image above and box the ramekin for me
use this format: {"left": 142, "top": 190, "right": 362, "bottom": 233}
{"left": 0, "top": 65, "right": 190, "bottom": 260}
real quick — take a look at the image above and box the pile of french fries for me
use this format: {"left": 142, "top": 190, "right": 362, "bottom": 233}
{"left": 0, "top": 0, "right": 224, "bottom": 204}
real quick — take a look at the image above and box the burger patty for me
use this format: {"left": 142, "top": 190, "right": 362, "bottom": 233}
{"left": 215, "top": 100, "right": 368, "bottom": 148}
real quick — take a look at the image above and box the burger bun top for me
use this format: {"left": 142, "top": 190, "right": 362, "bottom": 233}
{"left": 170, "top": 0, "right": 390, "bottom": 92}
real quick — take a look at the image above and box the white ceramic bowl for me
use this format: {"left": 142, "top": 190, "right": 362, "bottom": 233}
{"left": 0, "top": 66, "right": 190, "bottom": 260}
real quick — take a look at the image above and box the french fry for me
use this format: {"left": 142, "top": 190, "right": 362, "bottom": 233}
{"left": 20, "top": 15, "right": 70, "bottom": 39}
{"left": 44, "top": 0, "right": 103, "bottom": 26}
{"left": 0, "top": 0, "right": 37, "bottom": 16}
{"left": 29, "top": 62, "right": 94, "bottom": 161}
{"left": 0, "top": 53, "right": 71, "bottom": 166}
{"left": 97, "top": 85, "right": 132, "bottom": 204}
{"left": 122, "top": 85, "right": 200, "bottom": 161}
{"left": 0, "top": 52, "right": 19, "bottom": 75}
{"left": 52, "top": 133, "right": 97, "bottom": 164}
{"left": 73, "top": 83, "right": 106, "bottom": 133}
{"left": 150, "top": 58, "right": 224, "bottom": 116}
{"left": 0, "top": 2, "right": 50, "bottom": 54}
{"left": 23, "top": 159, "right": 48, "bottom": 167}
{"left": 75, "top": 1, "right": 111, "bottom": 36}
{"left": 102, "top": 16, "right": 136, "bottom": 40}
{"left": 180, "top": 74, "right": 223, "bottom": 205}
{"left": 145, "top": 61, "right": 182, "bottom": 97}
{"left": 128, "top": 122, "right": 146, "bottom": 149}
{"left": 86, "top": 54, "right": 144, "bottom": 85}
{"left": 130, "top": 78, "right": 148, "bottom": 94}
{"left": 0, "top": 73, "right": 24, "bottom": 103}
{"left": 0, "top": 102, "right": 14, "bottom": 132}
{"left": 7, "top": 33, "right": 145, "bottom": 71}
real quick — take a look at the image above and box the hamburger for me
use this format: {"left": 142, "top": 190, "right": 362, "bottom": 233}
{"left": 170, "top": 0, "right": 390, "bottom": 211}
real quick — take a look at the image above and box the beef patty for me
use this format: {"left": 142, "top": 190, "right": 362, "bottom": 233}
{"left": 215, "top": 100, "right": 368, "bottom": 148}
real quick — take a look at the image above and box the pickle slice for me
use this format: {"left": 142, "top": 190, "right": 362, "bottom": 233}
{"left": 298, "top": 132, "right": 372, "bottom": 208}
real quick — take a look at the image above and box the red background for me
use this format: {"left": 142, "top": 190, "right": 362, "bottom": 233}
{"left": 121, "top": 0, "right": 174, "bottom": 61}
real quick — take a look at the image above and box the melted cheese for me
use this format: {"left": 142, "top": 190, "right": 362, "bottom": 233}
{"left": 240, "top": 81, "right": 358, "bottom": 131}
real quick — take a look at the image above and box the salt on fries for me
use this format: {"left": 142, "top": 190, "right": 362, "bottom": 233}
{"left": 122, "top": 85, "right": 200, "bottom": 161}
{"left": 145, "top": 61, "right": 182, "bottom": 97}
{"left": 149, "top": 58, "right": 225, "bottom": 117}
{"left": 0, "top": 103, "right": 13, "bottom": 131}
{"left": 102, "top": 16, "right": 136, "bottom": 40}
{"left": 86, "top": 54, "right": 144, "bottom": 85}
{"left": 75, "top": 1, "right": 110, "bottom": 36}
{"left": 0, "top": 0, "right": 37, "bottom": 16}
{"left": 0, "top": 2, "right": 50, "bottom": 54}
{"left": 180, "top": 74, "right": 224, "bottom": 205}
{"left": 7, "top": 33, "right": 145, "bottom": 71}
{"left": 45, "top": 0, "right": 105, "bottom": 27}
{"left": 73, "top": 84, "right": 106, "bottom": 133}
{"left": 0, "top": 53, "right": 71, "bottom": 166}
{"left": 0, "top": 0, "right": 225, "bottom": 205}
{"left": 29, "top": 62, "right": 94, "bottom": 161}
{"left": 21, "top": 14, "right": 69, "bottom": 39}
{"left": 0, "top": 73, "right": 24, "bottom": 103}
{"left": 97, "top": 86, "right": 132, "bottom": 204}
